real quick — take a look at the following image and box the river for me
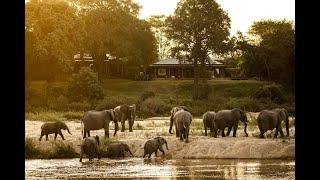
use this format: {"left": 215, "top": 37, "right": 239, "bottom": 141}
{"left": 25, "top": 158, "right": 294, "bottom": 179}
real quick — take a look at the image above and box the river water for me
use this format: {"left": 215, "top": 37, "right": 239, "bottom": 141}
{"left": 25, "top": 158, "right": 294, "bottom": 179}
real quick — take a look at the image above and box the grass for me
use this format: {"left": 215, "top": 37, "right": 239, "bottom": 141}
{"left": 26, "top": 111, "right": 83, "bottom": 121}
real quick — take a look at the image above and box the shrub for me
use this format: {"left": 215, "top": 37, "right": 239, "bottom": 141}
{"left": 140, "top": 91, "right": 155, "bottom": 101}
{"left": 25, "top": 137, "right": 41, "bottom": 159}
{"left": 50, "top": 141, "right": 78, "bottom": 158}
{"left": 226, "top": 97, "right": 262, "bottom": 112}
{"left": 47, "top": 95, "right": 69, "bottom": 111}
{"left": 252, "top": 84, "right": 285, "bottom": 104}
{"left": 63, "top": 111, "right": 84, "bottom": 120}
{"left": 95, "top": 96, "right": 137, "bottom": 110}
{"left": 140, "top": 97, "right": 171, "bottom": 117}
{"left": 198, "top": 83, "right": 212, "bottom": 100}
{"left": 67, "top": 67, "right": 104, "bottom": 103}
{"left": 66, "top": 101, "right": 92, "bottom": 111}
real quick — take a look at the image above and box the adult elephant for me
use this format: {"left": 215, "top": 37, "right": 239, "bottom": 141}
{"left": 202, "top": 111, "right": 216, "bottom": 136}
{"left": 106, "top": 142, "right": 134, "bottom": 158}
{"left": 257, "top": 108, "right": 289, "bottom": 138}
{"left": 213, "top": 108, "right": 248, "bottom": 138}
{"left": 81, "top": 109, "right": 118, "bottom": 139}
{"left": 169, "top": 107, "right": 193, "bottom": 143}
{"left": 113, "top": 104, "right": 136, "bottom": 132}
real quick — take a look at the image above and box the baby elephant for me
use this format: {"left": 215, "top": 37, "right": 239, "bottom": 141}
{"left": 203, "top": 111, "right": 216, "bottom": 136}
{"left": 106, "top": 142, "right": 134, "bottom": 158}
{"left": 39, "top": 121, "right": 72, "bottom": 141}
{"left": 80, "top": 135, "right": 101, "bottom": 162}
{"left": 143, "top": 137, "right": 168, "bottom": 158}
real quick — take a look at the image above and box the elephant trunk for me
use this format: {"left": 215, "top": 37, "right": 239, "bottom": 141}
{"left": 128, "top": 149, "right": 134, "bottom": 157}
{"left": 169, "top": 115, "right": 174, "bottom": 134}
{"left": 244, "top": 123, "right": 248, "bottom": 137}
{"left": 67, "top": 127, "right": 72, "bottom": 135}
{"left": 165, "top": 141, "right": 169, "bottom": 150}
{"left": 285, "top": 116, "right": 290, "bottom": 136}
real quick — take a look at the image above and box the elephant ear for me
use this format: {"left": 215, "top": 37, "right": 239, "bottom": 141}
{"left": 278, "top": 109, "right": 287, "bottom": 121}
{"left": 120, "top": 104, "right": 130, "bottom": 114}
{"left": 129, "top": 104, "right": 136, "bottom": 113}
{"left": 109, "top": 110, "right": 115, "bottom": 121}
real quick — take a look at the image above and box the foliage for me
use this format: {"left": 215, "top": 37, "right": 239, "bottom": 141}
{"left": 238, "top": 20, "right": 295, "bottom": 85}
{"left": 25, "top": 137, "right": 41, "bottom": 159}
{"left": 67, "top": 67, "right": 104, "bottom": 102}
{"left": 165, "top": 0, "right": 231, "bottom": 99}
{"left": 140, "top": 91, "right": 155, "bottom": 101}
{"left": 140, "top": 97, "right": 171, "bottom": 117}
{"left": 252, "top": 84, "right": 285, "bottom": 104}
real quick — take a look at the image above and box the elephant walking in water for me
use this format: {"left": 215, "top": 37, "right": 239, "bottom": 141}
{"left": 169, "top": 107, "right": 193, "bottom": 143}
{"left": 113, "top": 104, "right": 136, "bottom": 132}
{"left": 80, "top": 135, "right": 101, "bottom": 162}
{"left": 81, "top": 109, "right": 118, "bottom": 139}
{"left": 106, "top": 142, "right": 134, "bottom": 158}
{"left": 257, "top": 108, "right": 289, "bottom": 138}
{"left": 202, "top": 111, "right": 216, "bottom": 136}
{"left": 39, "top": 121, "right": 72, "bottom": 141}
{"left": 213, "top": 108, "right": 248, "bottom": 138}
{"left": 143, "top": 137, "right": 168, "bottom": 158}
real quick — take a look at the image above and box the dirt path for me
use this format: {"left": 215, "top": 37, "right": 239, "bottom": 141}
{"left": 26, "top": 118, "right": 295, "bottom": 159}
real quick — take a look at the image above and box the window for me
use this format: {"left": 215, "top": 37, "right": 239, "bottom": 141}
{"left": 158, "top": 68, "right": 166, "bottom": 76}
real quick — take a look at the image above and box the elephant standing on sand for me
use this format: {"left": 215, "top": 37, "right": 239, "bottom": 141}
{"left": 81, "top": 109, "right": 118, "bottom": 139}
{"left": 113, "top": 104, "right": 136, "bottom": 132}
{"left": 169, "top": 107, "right": 193, "bottom": 143}
{"left": 106, "top": 142, "right": 134, "bottom": 158}
{"left": 257, "top": 108, "right": 290, "bottom": 138}
{"left": 80, "top": 135, "right": 101, "bottom": 162}
{"left": 39, "top": 121, "right": 72, "bottom": 141}
{"left": 213, "top": 108, "right": 248, "bottom": 138}
{"left": 202, "top": 111, "right": 216, "bottom": 136}
{"left": 143, "top": 137, "right": 168, "bottom": 158}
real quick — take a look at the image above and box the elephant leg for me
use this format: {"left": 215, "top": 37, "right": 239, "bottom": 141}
{"left": 83, "top": 130, "right": 87, "bottom": 139}
{"left": 148, "top": 153, "right": 152, "bottom": 158}
{"left": 105, "top": 124, "right": 110, "bottom": 138}
{"left": 179, "top": 129, "right": 183, "bottom": 141}
{"left": 54, "top": 133, "right": 58, "bottom": 140}
{"left": 226, "top": 126, "right": 232, "bottom": 136}
{"left": 175, "top": 124, "right": 179, "bottom": 137}
{"left": 79, "top": 150, "right": 83, "bottom": 162}
{"left": 87, "top": 131, "right": 91, "bottom": 137}
{"left": 39, "top": 132, "right": 44, "bottom": 141}
{"left": 204, "top": 127, "right": 207, "bottom": 136}
{"left": 274, "top": 128, "right": 279, "bottom": 138}
{"left": 129, "top": 120, "right": 133, "bottom": 132}
{"left": 279, "top": 127, "right": 285, "bottom": 137}
{"left": 221, "top": 128, "right": 226, "bottom": 137}
{"left": 155, "top": 149, "right": 158, "bottom": 157}
{"left": 232, "top": 125, "right": 238, "bottom": 137}
{"left": 160, "top": 149, "right": 165, "bottom": 155}
{"left": 46, "top": 135, "right": 49, "bottom": 141}
{"left": 143, "top": 152, "right": 147, "bottom": 158}
{"left": 121, "top": 120, "right": 125, "bottom": 132}
{"left": 58, "top": 132, "right": 65, "bottom": 140}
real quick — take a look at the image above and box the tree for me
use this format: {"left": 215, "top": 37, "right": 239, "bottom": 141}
{"left": 239, "top": 20, "right": 295, "bottom": 85}
{"left": 25, "top": 0, "right": 80, "bottom": 81}
{"left": 148, "top": 15, "right": 171, "bottom": 59}
{"left": 75, "top": 0, "right": 157, "bottom": 80}
{"left": 166, "top": 0, "right": 231, "bottom": 99}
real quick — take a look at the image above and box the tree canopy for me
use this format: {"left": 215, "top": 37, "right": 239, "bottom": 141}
{"left": 165, "top": 0, "right": 231, "bottom": 99}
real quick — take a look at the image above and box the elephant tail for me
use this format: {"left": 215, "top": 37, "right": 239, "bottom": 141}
{"left": 81, "top": 113, "right": 85, "bottom": 137}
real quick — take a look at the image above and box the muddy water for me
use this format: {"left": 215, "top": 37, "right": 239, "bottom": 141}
{"left": 25, "top": 158, "right": 294, "bottom": 179}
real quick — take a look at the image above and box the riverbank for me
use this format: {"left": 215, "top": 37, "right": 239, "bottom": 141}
{"left": 25, "top": 116, "right": 295, "bottom": 159}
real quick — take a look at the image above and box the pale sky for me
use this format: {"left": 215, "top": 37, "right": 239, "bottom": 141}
{"left": 133, "top": 0, "right": 295, "bottom": 35}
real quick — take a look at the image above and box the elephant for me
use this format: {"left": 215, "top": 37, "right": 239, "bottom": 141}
{"left": 143, "top": 137, "right": 169, "bottom": 158}
{"left": 213, "top": 108, "right": 248, "bottom": 138}
{"left": 39, "top": 121, "right": 72, "bottom": 141}
{"left": 113, "top": 104, "right": 136, "bottom": 132}
{"left": 79, "top": 135, "right": 101, "bottom": 162}
{"left": 106, "top": 142, "right": 134, "bottom": 158}
{"left": 81, "top": 109, "right": 118, "bottom": 139}
{"left": 169, "top": 108, "right": 193, "bottom": 143}
{"left": 257, "top": 108, "right": 290, "bottom": 138}
{"left": 202, "top": 111, "right": 216, "bottom": 136}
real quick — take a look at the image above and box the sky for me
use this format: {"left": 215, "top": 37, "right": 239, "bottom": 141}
{"left": 133, "top": 0, "right": 295, "bottom": 35}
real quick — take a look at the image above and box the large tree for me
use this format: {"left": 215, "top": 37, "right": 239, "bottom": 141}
{"left": 26, "top": 0, "right": 81, "bottom": 81}
{"left": 166, "top": 0, "right": 231, "bottom": 99}
{"left": 239, "top": 20, "right": 295, "bottom": 85}
{"left": 76, "top": 0, "right": 157, "bottom": 80}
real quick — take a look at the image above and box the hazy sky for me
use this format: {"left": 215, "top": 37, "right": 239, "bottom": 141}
{"left": 133, "top": 0, "right": 295, "bottom": 35}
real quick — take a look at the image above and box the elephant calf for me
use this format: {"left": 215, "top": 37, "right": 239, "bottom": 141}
{"left": 106, "top": 142, "right": 133, "bottom": 158}
{"left": 257, "top": 108, "right": 289, "bottom": 138}
{"left": 202, "top": 111, "right": 216, "bottom": 136}
{"left": 80, "top": 135, "right": 101, "bottom": 162}
{"left": 143, "top": 137, "right": 168, "bottom": 158}
{"left": 39, "top": 121, "right": 72, "bottom": 141}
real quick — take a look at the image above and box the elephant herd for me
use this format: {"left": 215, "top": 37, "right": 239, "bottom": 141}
{"left": 38, "top": 104, "right": 291, "bottom": 162}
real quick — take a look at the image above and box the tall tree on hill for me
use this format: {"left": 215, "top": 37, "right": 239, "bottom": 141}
{"left": 166, "top": 0, "right": 231, "bottom": 99}
{"left": 25, "top": 0, "right": 80, "bottom": 82}
{"left": 76, "top": 0, "right": 157, "bottom": 81}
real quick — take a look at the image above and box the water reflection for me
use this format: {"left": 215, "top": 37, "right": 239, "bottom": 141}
{"left": 25, "top": 158, "right": 295, "bottom": 179}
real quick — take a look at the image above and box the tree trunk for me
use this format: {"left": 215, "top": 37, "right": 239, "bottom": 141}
{"left": 193, "top": 58, "right": 199, "bottom": 100}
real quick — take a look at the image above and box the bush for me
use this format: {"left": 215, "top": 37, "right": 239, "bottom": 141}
{"left": 66, "top": 101, "right": 92, "bottom": 111}
{"left": 140, "top": 97, "right": 171, "bottom": 117}
{"left": 67, "top": 67, "right": 104, "bottom": 102}
{"left": 63, "top": 111, "right": 84, "bottom": 120}
{"left": 226, "top": 97, "right": 262, "bottom": 112}
{"left": 198, "top": 83, "right": 212, "bottom": 100}
{"left": 50, "top": 141, "right": 78, "bottom": 158}
{"left": 47, "top": 95, "right": 69, "bottom": 111}
{"left": 252, "top": 84, "right": 285, "bottom": 104}
{"left": 25, "top": 137, "right": 41, "bottom": 159}
{"left": 140, "top": 91, "right": 155, "bottom": 101}
{"left": 95, "top": 96, "right": 137, "bottom": 110}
